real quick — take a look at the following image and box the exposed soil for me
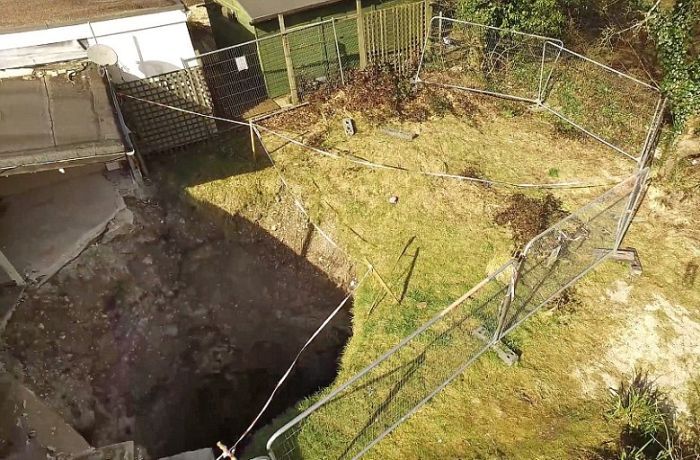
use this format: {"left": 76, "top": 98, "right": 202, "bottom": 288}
{"left": 261, "top": 68, "right": 484, "bottom": 136}
{"left": 0, "top": 189, "right": 354, "bottom": 458}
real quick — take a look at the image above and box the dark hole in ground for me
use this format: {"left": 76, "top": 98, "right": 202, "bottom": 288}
{"left": 2, "top": 190, "right": 353, "bottom": 458}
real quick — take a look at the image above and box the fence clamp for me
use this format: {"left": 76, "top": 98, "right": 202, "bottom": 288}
{"left": 217, "top": 441, "right": 237, "bottom": 460}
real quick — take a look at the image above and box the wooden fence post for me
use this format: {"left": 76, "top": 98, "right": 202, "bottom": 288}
{"left": 278, "top": 14, "right": 300, "bottom": 104}
{"left": 424, "top": 0, "right": 432, "bottom": 41}
{"left": 356, "top": 0, "right": 368, "bottom": 69}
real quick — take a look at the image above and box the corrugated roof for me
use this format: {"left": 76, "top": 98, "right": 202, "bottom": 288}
{"left": 0, "top": 0, "right": 182, "bottom": 33}
{"left": 236, "top": 0, "right": 346, "bottom": 24}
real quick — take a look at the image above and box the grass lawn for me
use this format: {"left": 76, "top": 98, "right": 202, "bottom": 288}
{"left": 160, "top": 96, "right": 700, "bottom": 459}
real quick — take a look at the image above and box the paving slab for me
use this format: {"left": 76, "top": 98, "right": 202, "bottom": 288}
{"left": 0, "top": 77, "right": 53, "bottom": 153}
{"left": 0, "top": 172, "right": 125, "bottom": 283}
{"left": 0, "top": 67, "right": 127, "bottom": 172}
{"left": 0, "top": 374, "right": 90, "bottom": 459}
{"left": 159, "top": 448, "right": 215, "bottom": 460}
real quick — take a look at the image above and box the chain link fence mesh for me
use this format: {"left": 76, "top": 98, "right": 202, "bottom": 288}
{"left": 417, "top": 17, "right": 562, "bottom": 102}
{"left": 542, "top": 44, "right": 663, "bottom": 160}
{"left": 267, "top": 262, "right": 514, "bottom": 460}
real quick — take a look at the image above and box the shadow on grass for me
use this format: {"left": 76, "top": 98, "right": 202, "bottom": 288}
{"left": 256, "top": 277, "right": 509, "bottom": 460}
{"left": 147, "top": 128, "right": 272, "bottom": 188}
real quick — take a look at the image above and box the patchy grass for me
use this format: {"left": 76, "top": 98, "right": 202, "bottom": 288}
{"left": 160, "top": 93, "right": 699, "bottom": 460}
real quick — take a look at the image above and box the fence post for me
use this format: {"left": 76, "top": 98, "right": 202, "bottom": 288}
{"left": 249, "top": 120, "right": 258, "bottom": 162}
{"left": 278, "top": 14, "right": 300, "bottom": 104}
{"left": 424, "top": 0, "right": 432, "bottom": 42}
{"left": 356, "top": 0, "right": 368, "bottom": 69}
{"left": 494, "top": 257, "right": 522, "bottom": 341}
{"left": 331, "top": 18, "right": 346, "bottom": 85}
{"left": 437, "top": 10, "right": 443, "bottom": 41}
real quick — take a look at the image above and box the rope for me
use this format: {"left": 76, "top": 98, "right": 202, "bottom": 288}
{"left": 114, "top": 94, "right": 620, "bottom": 190}
{"left": 253, "top": 125, "right": 351, "bottom": 257}
{"left": 228, "top": 268, "right": 372, "bottom": 455}
{"left": 256, "top": 126, "right": 621, "bottom": 189}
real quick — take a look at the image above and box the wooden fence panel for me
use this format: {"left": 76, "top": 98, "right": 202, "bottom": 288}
{"left": 364, "top": 1, "right": 428, "bottom": 74}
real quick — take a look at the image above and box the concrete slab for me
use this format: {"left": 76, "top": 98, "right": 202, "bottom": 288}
{"left": 0, "top": 172, "right": 125, "bottom": 283}
{"left": 0, "top": 77, "right": 53, "bottom": 153}
{"left": 0, "top": 374, "right": 90, "bottom": 459}
{"left": 0, "top": 67, "right": 127, "bottom": 173}
{"left": 159, "top": 448, "right": 215, "bottom": 460}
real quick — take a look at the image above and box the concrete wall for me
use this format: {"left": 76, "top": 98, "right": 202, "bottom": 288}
{"left": 0, "top": 9, "right": 196, "bottom": 82}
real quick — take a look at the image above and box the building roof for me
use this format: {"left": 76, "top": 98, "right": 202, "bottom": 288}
{"left": 0, "top": 66, "right": 127, "bottom": 175}
{"left": 0, "top": 0, "right": 183, "bottom": 33}
{"left": 236, "top": 0, "right": 346, "bottom": 24}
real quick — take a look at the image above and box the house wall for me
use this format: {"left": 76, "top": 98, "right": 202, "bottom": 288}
{"left": 0, "top": 9, "right": 196, "bottom": 82}
{"left": 212, "top": 0, "right": 412, "bottom": 41}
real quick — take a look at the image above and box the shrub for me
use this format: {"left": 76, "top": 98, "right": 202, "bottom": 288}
{"left": 590, "top": 370, "right": 700, "bottom": 460}
{"left": 453, "top": 0, "right": 584, "bottom": 37}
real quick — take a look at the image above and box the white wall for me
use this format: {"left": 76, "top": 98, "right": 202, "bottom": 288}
{"left": 0, "top": 9, "right": 196, "bottom": 82}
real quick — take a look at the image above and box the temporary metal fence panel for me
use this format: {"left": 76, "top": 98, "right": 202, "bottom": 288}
{"left": 115, "top": 68, "right": 217, "bottom": 154}
{"left": 497, "top": 171, "right": 644, "bottom": 337}
{"left": 267, "top": 261, "right": 515, "bottom": 460}
{"left": 183, "top": 19, "right": 351, "bottom": 120}
{"left": 541, "top": 43, "right": 663, "bottom": 161}
{"left": 287, "top": 20, "right": 347, "bottom": 99}
{"left": 184, "top": 40, "right": 273, "bottom": 121}
{"left": 264, "top": 169, "right": 645, "bottom": 460}
{"left": 334, "top": 16, "right": 361, "bottom": 71}
{"left": 416, "top": 17, "right": 563, "bottom": 103}
{"left": 415, "top": 18, "right": 664, "bottom": 162}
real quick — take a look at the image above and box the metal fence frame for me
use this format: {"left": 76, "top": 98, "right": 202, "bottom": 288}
{"left": 266, "top": 260, "right": 517, "bottom": 460}
{"left": 415, "top": 16, "right": 665, "bottom": 163}
{"left": 415, "top": 16, "right": 564, "bottom": 104}
{"left": 264, "top": 170, "right": 647, "bottom": 460}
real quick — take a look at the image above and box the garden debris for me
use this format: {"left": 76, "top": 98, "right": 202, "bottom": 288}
{"left": 495, "top": 193, "right": 568, "bottom": 246}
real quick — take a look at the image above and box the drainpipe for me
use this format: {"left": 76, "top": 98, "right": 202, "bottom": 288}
{"left": 103, "top": 69, "right": 147, "bottom": 184}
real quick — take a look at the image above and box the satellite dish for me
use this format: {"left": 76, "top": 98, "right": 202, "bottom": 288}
{"left": 87, "top": 44, "right": 118, "bottom": 66}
